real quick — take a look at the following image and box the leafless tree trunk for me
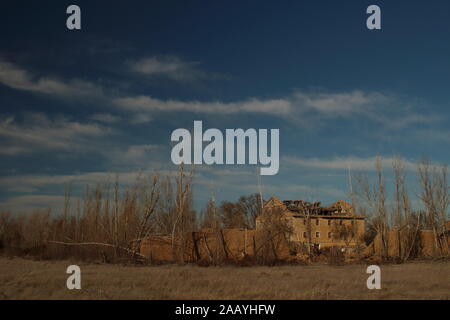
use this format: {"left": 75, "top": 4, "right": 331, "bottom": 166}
{"left": 355, "top": 156, "right": 389, "bottom": 259}
{"left": 131, "top": 174, "right": 160, "bottom": 260}
{"left": 348, "top": 165, "right": 363, "bottom": 256}
{"left": 418, "top": 160, "right": 449, "bottom": 256}
{"left": 297, "top": 201, "right": 320, "bottom": 255}
{"left": 171, "top": 164, "right": 194, "bottom": 263}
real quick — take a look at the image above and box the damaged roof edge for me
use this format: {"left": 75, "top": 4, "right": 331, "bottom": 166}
{"left": 263, "top": 196, "right": 365, "bottom": 218}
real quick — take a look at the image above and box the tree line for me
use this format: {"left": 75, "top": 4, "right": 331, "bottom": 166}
{"left": 0, "top": 157, "right": 449, "bottom": 263}
{"left": 0, "top": 165, "right": 262, "bottom": 263}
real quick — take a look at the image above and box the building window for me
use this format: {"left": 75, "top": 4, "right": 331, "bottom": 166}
{"left": 303, "top": 232, "right": 307, "bottom": 238}
{"left": 328, "top": 232, "right": 332, "bottom": 239}
{"left": 316, "top": 219, "right": 319, "bottom": 226}
{"left": 316, "top": 232, "right": 320, "bottom": 238}
{"left": 327, "top": 220, "right": 331, "bottom": 226}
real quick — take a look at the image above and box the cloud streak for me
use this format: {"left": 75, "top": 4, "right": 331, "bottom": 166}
{"left": 0, "top": 113, "right": 114, "bottom": 154}
{"left": 128, "top": 55, "right": 222, "bottom": 82}
{"left": 113, "top": 90, "right": 438, "bottom": 131}
{"left": 114, "top": 95, "right": 292, "bottom": 115}
{"left": 293, "top": 90, "right": 387, "bottom": 114}
{"left": 283, "top": 155, "right": 418, "bottom": 171}
{"left": 0, "top": 60, "right": 103, "bottom": 98}
{"left": 0, "top": 59, "right": 438, "bottom": 131}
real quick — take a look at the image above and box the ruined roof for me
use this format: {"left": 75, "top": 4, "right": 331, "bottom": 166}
{"left": 263, "top": 196, "right": 360, "bottom": 218}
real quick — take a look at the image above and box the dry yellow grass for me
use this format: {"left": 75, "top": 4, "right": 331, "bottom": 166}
{"left": 0, "top": 257, "right": 448, "bottom": 300}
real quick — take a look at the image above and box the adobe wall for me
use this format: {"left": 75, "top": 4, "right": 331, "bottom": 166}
{"left": 369, "top": 230, "right": 443, "bottom": 258}
{"left": 140, "top": 236, "right": 174, "bottom": 262}
{"left": 139, "top": 228, "right": 292, "bottom": 262}
{"left": 420, "top": 231, "right": 437, "bottom": 256}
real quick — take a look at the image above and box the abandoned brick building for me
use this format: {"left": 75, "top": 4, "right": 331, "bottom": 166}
{"left": 139, "top": 196, "right": 450, "bottom": 261}
{"left": 140, "top": 197, "right": 366, "bottom": 261}
{"left": 257, "top": 197, "right": 365, "bottom": 248}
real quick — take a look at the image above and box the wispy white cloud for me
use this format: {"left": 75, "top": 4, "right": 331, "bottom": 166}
{"left": 128, "top": 55, "right": 222, "bottom": 82}
{"left": 128, "top": 112, "right": 153, "bottom": 124}
{"left": 114, "top": 95, "right": 292, "bottom": 115}
{"left": 267, "top": 184, "right": 346, "bottom": 202}
{"left": 0, "top": 60, "right": 103, "bottom": 98}
{"left": 104, "top": 144, "right": 161, "bottom": 166}
{"left": 0, "top": 59, "right": 437, "bottom": 131}
{"left": 89, "top": 113, "right": 121, "bottom": 124}
{"left": 365, "top": 111, "right": 440, "bottom": 130}
{"left": 0, "top": 113, "right": 114, "bottom": 154}
{"left": 0, "top": 171, "right": 144, "bottom": 194}
{"left": 193, "top": 165, "right": 348, "bottom": 205}
{"left": 113, "top": 90, "right": 437, "bottom": 131}
{"left": 293, "top": 90, "right": 387, "bottom": 114}
{"left": 89, "top": 112, "right": 153, "bottom": 125}
{"left": 292, "top": 90, "right": 440, "bottom": 129}
{"left": 283, "top": 155, "right": 418, "bottom": 171}
{"left": 0, "top": 146, "right": 28, "bottom": 156}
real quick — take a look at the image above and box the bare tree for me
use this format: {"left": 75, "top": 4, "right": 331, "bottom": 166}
{"left": 347, "top": 164, "right": 365, "bottom": 256}
{"left": 418, "top": 159, "right": 449, "bottom": 256}
{"left": 238, "top": 194, "right": 262, "bottom": 229}
{"left": 391, "top": 156, "right": 423, "bottom": 260}
{"left": 171, "top": 163, "right": 194, "bottom": 263}
{"left": 256, "top": 207, "right": 293, "bottom": 263}
{"left": 331, "top": 222, "right": 355, "bottom": 248}
{"left": 219, "top": 201, "right": 247, "bottom": 229}
{"left": 131, "top": 174, "right": 160, "bottom": 258}
{"left": 154, "top": 176, "right": 176, "bottom": 235}
{"left": 355, "top": 156, "right": 389, "bottom": 259}
{"left": 295, "top": 201, "right": 321, "bottom": 255}
{"left": 201, "top": 199, "right": 219, "bottom": 229}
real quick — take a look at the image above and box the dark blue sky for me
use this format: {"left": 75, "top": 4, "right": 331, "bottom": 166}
{"left": 1, "top": 0, "right": 449, "bottom": 213}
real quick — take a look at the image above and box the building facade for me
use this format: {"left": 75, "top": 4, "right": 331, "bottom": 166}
{"left": 257, "top": 197, "right": 365, "bottom": 248}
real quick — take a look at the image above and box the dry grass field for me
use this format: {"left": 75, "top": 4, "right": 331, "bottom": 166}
{"left": 0, "top": 257, "right": 448, "bottom": 300}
